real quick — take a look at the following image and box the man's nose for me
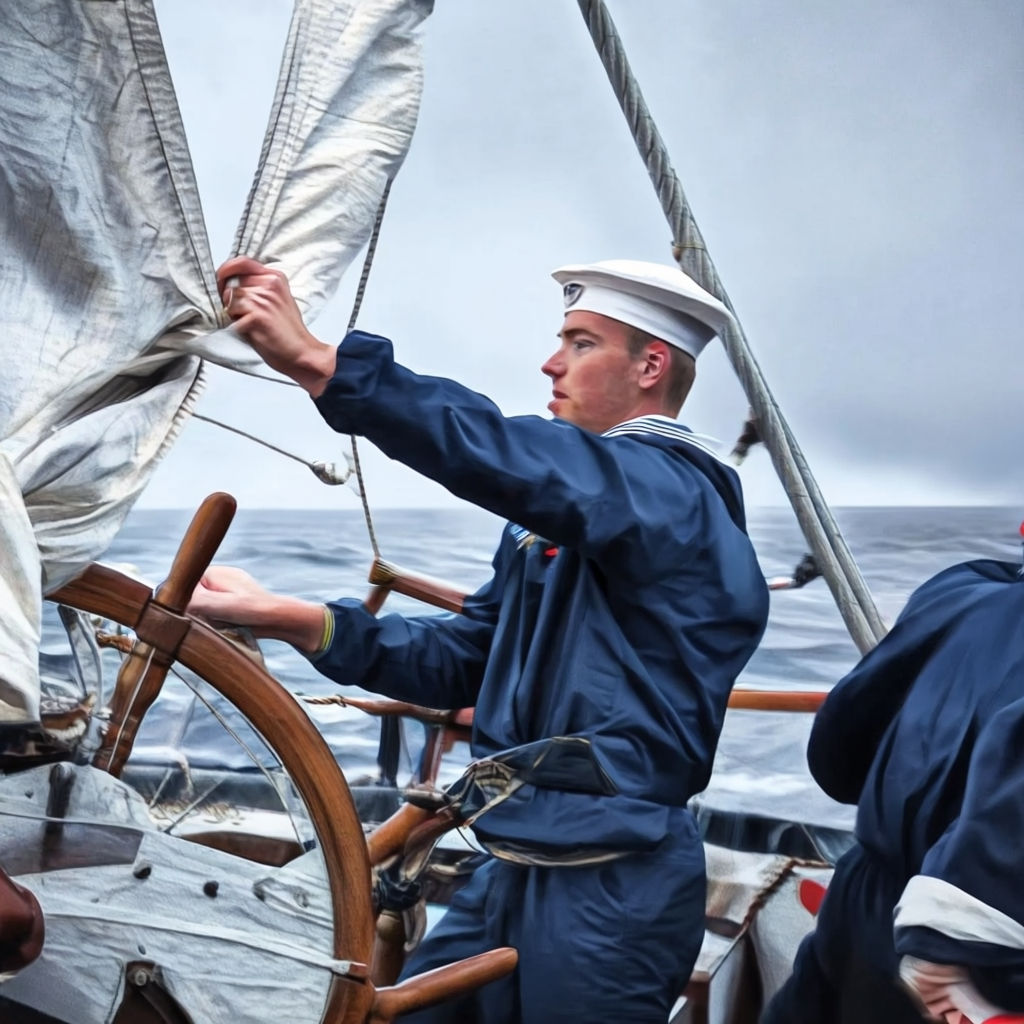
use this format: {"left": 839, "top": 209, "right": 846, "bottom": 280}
{"left": 541, "top": 350, "right": 563, "bottom": 378}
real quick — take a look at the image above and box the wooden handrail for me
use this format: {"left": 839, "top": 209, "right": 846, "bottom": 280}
{"left": 727, "top": 689, "right": 827, "bottom": 713}
{"left": 338, "top": 689, "right": 826, "bottom": 732}
{"left": 364, "top": 560, "right": 828, "bottom": 714}
{"left": 367, "top": 558, "right": 466, "bottom": 615}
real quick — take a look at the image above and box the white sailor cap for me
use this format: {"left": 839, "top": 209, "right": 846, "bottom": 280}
{"left": 551, "top": 259, "right": 733, "bottom": 359}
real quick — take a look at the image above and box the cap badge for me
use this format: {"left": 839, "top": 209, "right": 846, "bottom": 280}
{"left": 563, "top": 282, "right": 584, "bottom": 308}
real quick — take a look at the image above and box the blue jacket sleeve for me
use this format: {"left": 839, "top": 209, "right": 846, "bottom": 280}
{"left": 808, "top": 561, "right": 1017, "bottom": 804}
{"left": 313, "top": 332, "right": 736, "bottom": 583}
{"left": 308, "top": 546, "right": 508, "bottom": 708}
{"left": 895, "top": 694, "right": 1024, "bottom": 1009}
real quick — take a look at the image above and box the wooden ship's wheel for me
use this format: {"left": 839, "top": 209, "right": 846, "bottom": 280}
{"left": 25, "top": 492, "right": 514, "bottom": 1024}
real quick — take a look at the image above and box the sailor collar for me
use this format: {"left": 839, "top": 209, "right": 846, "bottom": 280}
{"left": 601, "top": 415, "right": 725, "bottom": 464}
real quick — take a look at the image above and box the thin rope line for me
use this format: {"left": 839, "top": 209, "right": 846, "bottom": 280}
{"left": 104, "top": 645, "right": 156, "bottom": 773}
{"left": 192, "top": 412, "right": 315, "bottom": 467}
{"left": 191, "top": 413, "right": 350, "bottom": 486}
{"left": 344, "top": 179, "right": 394, "bottom": 561}
{"left": 158, "top": 778, "right": 225, "bottom": 833}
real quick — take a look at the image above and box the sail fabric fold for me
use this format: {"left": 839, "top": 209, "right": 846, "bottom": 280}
{"left": 0, "top": 0, "right": 431, "bottom": 723}
{"left": 169, "top": 0, "right": 434, "bottom": 370}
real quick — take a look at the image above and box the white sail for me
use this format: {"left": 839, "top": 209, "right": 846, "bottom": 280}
{"left": 0, "top": 0, "right": 432, "bottom": 723}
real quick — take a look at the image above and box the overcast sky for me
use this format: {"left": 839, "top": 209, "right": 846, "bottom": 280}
{"left": 141, "top": 0, "right": 1023, "bottom": 511}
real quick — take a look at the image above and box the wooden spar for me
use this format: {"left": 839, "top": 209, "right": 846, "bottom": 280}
{"left": 366, "top": 558, "right": 466, "bottom": 615}
{"left": 726, "top": 689, "right": 826, "bottom": 713}
{"left": 362, "top": 559, "right": 827, "bottom": 714}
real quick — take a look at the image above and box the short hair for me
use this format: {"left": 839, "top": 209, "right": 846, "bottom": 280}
{"left": 626, "top": 327, "right": 696, "bottom": 411}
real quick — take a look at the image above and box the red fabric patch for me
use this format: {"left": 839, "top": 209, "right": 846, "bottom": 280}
{"left": 544, "top": 547, "right": 559, "bottom": 557}
{"left": 798, "top": 879, "right": 827, "bottom": 916}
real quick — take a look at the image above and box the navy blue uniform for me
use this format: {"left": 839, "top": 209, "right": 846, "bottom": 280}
{"left": 764, "top": 560, "right": 1024, "bottom": 1022}
{"left": 311, "top": 332, "right": 768, "bottom": 1022}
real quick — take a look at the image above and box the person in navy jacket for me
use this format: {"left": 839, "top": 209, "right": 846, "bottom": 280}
{"left": 763, "top": 559, "right": 1024, "bottom": 1023}
{"left": 190, "top": 256, "right": 769, "bottom": 1023}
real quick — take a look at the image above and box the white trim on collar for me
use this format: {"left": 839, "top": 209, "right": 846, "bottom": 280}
{"left": 602, "top": 416, "right": 727, "bottom": 464}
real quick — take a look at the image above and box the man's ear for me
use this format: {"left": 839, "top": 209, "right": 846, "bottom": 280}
{"left": 637, "top": 341, "right": 671, "bottom": 391}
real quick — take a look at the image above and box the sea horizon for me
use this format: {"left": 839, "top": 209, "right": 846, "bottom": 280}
{"left": 135, "top": 501, "right": 1022, "bottom": 512}
{"left": 71, "top": 503, "right": 1021, "bottom": 836}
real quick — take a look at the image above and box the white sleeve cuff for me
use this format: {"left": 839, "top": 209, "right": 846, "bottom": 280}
{"left": 896, "top": 875, "right": 1024, "bottom": 949}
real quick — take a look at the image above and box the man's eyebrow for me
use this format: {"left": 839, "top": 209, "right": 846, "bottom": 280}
{"left": 557, "top": 326, "right": 593, "bottom": 340}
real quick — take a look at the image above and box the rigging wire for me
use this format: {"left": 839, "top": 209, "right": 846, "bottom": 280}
{"left": 343, "top": 178, "right": 395, "bottom": 561}
{"left": 189, "top": 182, "right": 395, "bottom": 524}
{"left": 190, "top": 412, "right": 354, "bottom": 487}
{"left": 576, "top": 0, "right": 887, "bottom": 653}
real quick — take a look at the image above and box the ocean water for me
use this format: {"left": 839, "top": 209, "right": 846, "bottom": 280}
{"left": 45, "top": 504, "right": 1022, "bottom": 842}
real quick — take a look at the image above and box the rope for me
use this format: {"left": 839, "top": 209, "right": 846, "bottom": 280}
{"left": 577, "top": 0, "right": 887, "bottom": 653}
{"left": 344, "top": 178, "right": 394, "bottom": 560}
{"left": 191, "top": 413, "right": 353, "bottom": 486}
{"left": 193, "top": 182, "right": 392, "bottom": 551}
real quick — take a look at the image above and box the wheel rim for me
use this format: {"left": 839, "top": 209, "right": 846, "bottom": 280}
{"left": 49, "top": 564, "right": 376, "bottom": 1024}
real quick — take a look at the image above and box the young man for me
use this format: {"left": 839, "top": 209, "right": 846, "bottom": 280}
{"left": 191, "top": 256, "right": 769, "bottom": 1022}
{"left": 762, "top": 558, "right": 1024, "bottom": 1024}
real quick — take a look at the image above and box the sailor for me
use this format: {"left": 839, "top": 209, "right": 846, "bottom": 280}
{"left": 762, "top": 558, "right": 1024, "bottom": 1023}
{"left": 190, "top": 256, "right": 769, "bottom": 1023}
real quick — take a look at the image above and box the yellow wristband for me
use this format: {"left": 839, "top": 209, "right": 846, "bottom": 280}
{"left": 316, "top": 604, "right": 334, "bottom": 654}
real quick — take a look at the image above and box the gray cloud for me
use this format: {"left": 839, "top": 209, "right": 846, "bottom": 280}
{"left": 143, "top": 0, "right": 1023, "bottom": 511}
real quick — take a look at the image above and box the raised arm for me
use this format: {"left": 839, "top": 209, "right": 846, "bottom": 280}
{"left": 317, "top": 332, "right": 745, "bottom": 580}
{"left": 217, "top": 256, "right": 337, "bottom": 395}
{"left": 215, "top": 258, "right": 741, "bottom": 582}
